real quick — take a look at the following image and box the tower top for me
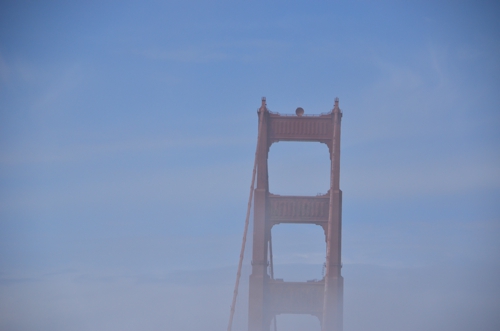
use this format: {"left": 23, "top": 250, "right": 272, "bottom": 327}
{"left": 259, "top": 97, "right": 267, "bottom": 112}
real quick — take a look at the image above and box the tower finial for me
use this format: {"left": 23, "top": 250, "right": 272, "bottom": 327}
{"left": 333, "top": 97, "right": 340, "bottom": 113}
{"left": 259, "top": 97, "right": 267, "bottom": 112}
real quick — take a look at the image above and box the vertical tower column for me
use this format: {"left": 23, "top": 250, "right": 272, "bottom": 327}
{"left": 248, "top": 98, "right": 269, "bottom": 331}
{"left": 322, "top": 98, "right": 343, "bottom": 331}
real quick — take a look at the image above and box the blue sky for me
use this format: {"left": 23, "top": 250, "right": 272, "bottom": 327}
{"left": 1, "top": 1, "right": 499, "bottom": 330}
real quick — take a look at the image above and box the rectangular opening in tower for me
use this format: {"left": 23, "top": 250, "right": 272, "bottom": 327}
{"left": 270, "top": 223, "right": 326, "bottom": 282}
{"left": 268, "top": 142, "right": 330, "bottom": 196}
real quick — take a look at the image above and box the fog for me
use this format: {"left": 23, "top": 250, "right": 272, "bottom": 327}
{"left": 1, "top": 263, "right": 498, "bottom": 330}
{"left": 1, "top": 1, "right": 499, "bottom": 330}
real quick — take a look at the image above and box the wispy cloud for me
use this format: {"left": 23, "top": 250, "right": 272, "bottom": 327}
{"left": 29, "top": 64, "right": 84, "bottom": 115}
{"left": 0, "top": 53, "right": 9, "bottom": 84}
{"left": 343, "top": 154, "right": 500, "bottom": 199}
{"left": 138, "top": 39, "right": 291, "bottom": 64}
{"left": 141, "top": 48, "right": 230, "bottom": 63}
{"left": 0, "top": 156, "right": 251, "bottom": 213}
{"left": 0, "top": 135, "right": 253, "bottom": 166}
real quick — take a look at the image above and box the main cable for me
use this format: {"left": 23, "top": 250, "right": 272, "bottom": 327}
{"left": 227, "top": 101, "right": 266, "bottom": 331}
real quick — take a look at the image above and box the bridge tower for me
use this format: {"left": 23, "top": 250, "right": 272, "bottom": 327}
{"left": 248, "top": 97, "right": 343, "bottom": 331}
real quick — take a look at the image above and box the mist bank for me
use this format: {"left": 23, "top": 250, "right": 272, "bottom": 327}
{"left": 1, "top": 262, "right": 498, "bottom": 331}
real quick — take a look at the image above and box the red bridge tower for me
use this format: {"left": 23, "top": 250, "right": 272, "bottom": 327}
{"left": 248, "top": 98, "right": 343, "bottom": 331}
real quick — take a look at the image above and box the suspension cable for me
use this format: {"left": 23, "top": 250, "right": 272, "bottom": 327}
{"left": 227, "top": 100, "right": 266, "bottom": 331}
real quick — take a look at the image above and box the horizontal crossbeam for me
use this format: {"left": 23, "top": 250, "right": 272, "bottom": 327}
{"left": 268, "top": 193, "right": 330, "bottom": 226}
{"left": 267, "top": 280, "right": 324, "bottom": 316}
{"left": 268, "top": 113, "right": 333, "bottom": 145}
